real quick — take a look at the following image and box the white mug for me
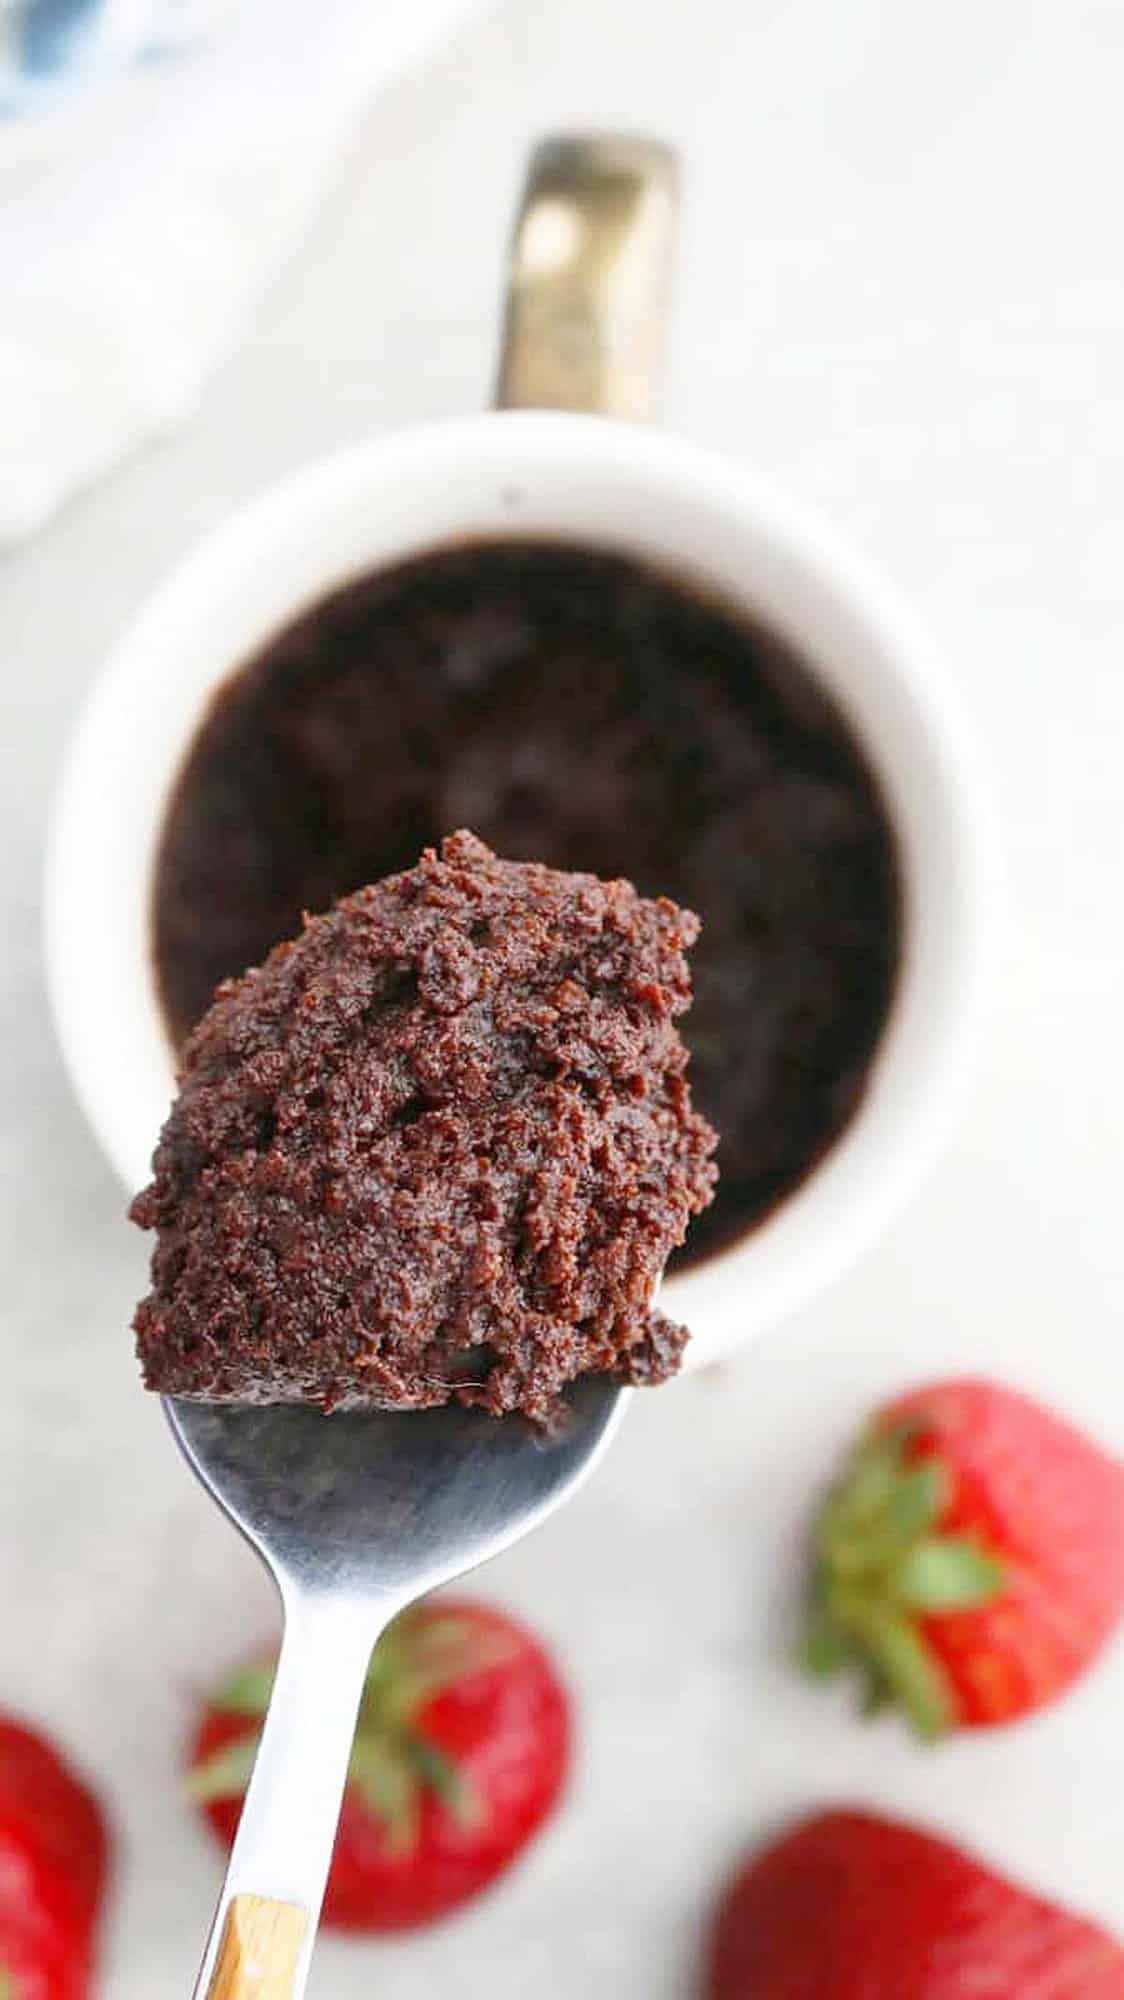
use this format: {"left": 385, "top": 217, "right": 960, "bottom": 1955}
{"left": 46, "top": 138, "right": 990, "bottom": 1372}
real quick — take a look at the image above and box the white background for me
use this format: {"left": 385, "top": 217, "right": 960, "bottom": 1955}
{"left": 3, "top": 0, "right": 1124, "bottom": 1992}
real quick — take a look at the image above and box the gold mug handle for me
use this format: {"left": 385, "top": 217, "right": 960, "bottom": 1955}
{"left": 495, "top": 135, "right": 679, "bottom": 421}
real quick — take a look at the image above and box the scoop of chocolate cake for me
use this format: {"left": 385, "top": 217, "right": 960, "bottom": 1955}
{"left": 131, "top": 831, "right": 717, "bottom": 1424}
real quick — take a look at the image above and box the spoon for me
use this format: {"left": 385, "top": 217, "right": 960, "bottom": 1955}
{"left": 166, "top": 1377, "right": 628, "bottom": 1999}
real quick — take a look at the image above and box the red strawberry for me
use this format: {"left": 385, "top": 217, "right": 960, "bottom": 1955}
{"left": 0, "top": 1911, "right": 88, "bottom": 2000}
{"left": 803, "top": 1377, "right": 1124, "bottom": 1734}
{"left": 188, "top": 1596, "right": 570, "bottom": 1931}
{"left": 0, "top": 1716, "right": 110, "bottom": 2000}
{"left": 707, "top": 1809, "right": 1124, "bottom": 1998}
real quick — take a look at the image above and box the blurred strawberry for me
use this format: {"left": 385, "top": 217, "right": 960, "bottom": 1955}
{"left": 188, "top": 1597, "right": 570, "bottom": 1930}
{"left": 0, "top": 1716, "right": 109, "bottom": 2000}
{"left": 707, "top": 1809, "right": 1124, "bottom": 1998}
{"left": 803, "top": 1377, "right": 1124, "bottom": 1734}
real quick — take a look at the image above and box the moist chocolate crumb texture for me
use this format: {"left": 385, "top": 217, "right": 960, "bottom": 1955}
{"left": 131, "top": 833, "right": 717, "bottom": 1424}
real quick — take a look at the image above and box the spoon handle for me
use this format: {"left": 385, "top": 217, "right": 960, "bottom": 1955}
{"left": 205, "top": 1896, "right": 306, "bottom": 1999}
{"left": 192, "top": 1590, "right": 396, "bottom": 2000}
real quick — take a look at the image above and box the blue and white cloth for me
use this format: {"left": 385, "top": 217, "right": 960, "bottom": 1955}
{"left": 0, "top": 0, "right": 485, "bottom": 543}
{"left": 1, "top": 0, "right": 226, "bottom": 116}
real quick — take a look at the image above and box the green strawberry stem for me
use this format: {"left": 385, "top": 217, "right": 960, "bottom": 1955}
{"left": 186, "top": 1736, "right": 261, "bottom": 1804}
{"left": 803, "top": 1417, "right": 1005, "bottom": 1738}
{"left": 190, "top": 1606, "right": 506, "bottom": 1848}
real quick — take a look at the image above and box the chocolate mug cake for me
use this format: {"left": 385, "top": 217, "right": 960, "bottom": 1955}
{"left": 132, "top": 833, "right": 717, "bottom": 1424}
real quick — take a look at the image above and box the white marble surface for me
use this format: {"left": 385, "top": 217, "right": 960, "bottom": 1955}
{"left": 4, "top": 0, "right": 1124, "bottom": 1991}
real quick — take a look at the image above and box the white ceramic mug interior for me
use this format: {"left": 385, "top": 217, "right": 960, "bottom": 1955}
{"left": 46, "top": 409, "right": 988, "bottom": 1369}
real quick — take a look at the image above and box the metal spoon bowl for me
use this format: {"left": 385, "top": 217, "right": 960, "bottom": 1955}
{"left": 167, "top": 1378, "right": 628, "bottom": 1998}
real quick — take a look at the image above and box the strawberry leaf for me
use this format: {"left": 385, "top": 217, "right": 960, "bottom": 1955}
{"left": 212, "top": 1662, "right": 277, "bottom": 1716}
{"left": 817, "top": 1435, "right": 902, "bottom": 1554}
{"left": 406, "top": 1737, "right": 484, "bottom": 1827}
{"left": 861, "top": 1608, "right": 954, "bottom": 1739}
{"left": 884, "top": 1461, "right": 948, "bottom": 1542}
{"left": 818, "top": 1434, "right": 949, "bottom": 1580}
{"left": 186, "top": 1732, "right": 262, "bottom": 1803}
{"left": 364, "top": 1610, "right": 515, "bottom": 1729}
{"left": 892, "top": 1538, "right": 1004, "bottom": 1611}
{"left": 860, "top": 1664, "right": 892, "bottom": 1716}
{"left": 800, "top": 1608, "right": 853, "bottom": 1678}
{"left": 835, "top": 1433, "right": 904, "bottom": 1523}
{"left": 348, "top": 1735, "right": 419, "bottom": 1855}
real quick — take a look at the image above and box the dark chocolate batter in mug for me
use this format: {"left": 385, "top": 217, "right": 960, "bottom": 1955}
{"left": 151, "top": 539, "right": 901, "bottom": 1269}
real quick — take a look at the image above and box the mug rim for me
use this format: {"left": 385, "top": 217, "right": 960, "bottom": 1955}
{"left": 45, "top": 408, "right": 992, "bottom": 1369}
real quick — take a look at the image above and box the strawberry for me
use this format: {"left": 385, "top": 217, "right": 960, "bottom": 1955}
{"left": 0, "top": 1912, "right": 88, "bottom": 2000}
{"left": 707, "top": 1809, "right": 1124, "bottom": 1998}
{"left": 0, "top": 1715, "right": 110, "bottom": 2000}
{"left": 188, "top": 1596, "right": 571, "bottom": 1930}
{"left": 803, "top": 1377, "right": 1124, "bottom": 1734}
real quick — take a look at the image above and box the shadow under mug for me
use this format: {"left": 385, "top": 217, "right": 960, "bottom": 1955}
{"left": 46, "top": 135, "right": 991, "bottom": 1370}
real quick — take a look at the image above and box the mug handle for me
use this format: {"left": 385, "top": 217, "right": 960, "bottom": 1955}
{"left": 495, "top": 135, "right": 679, "bottom": 420}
